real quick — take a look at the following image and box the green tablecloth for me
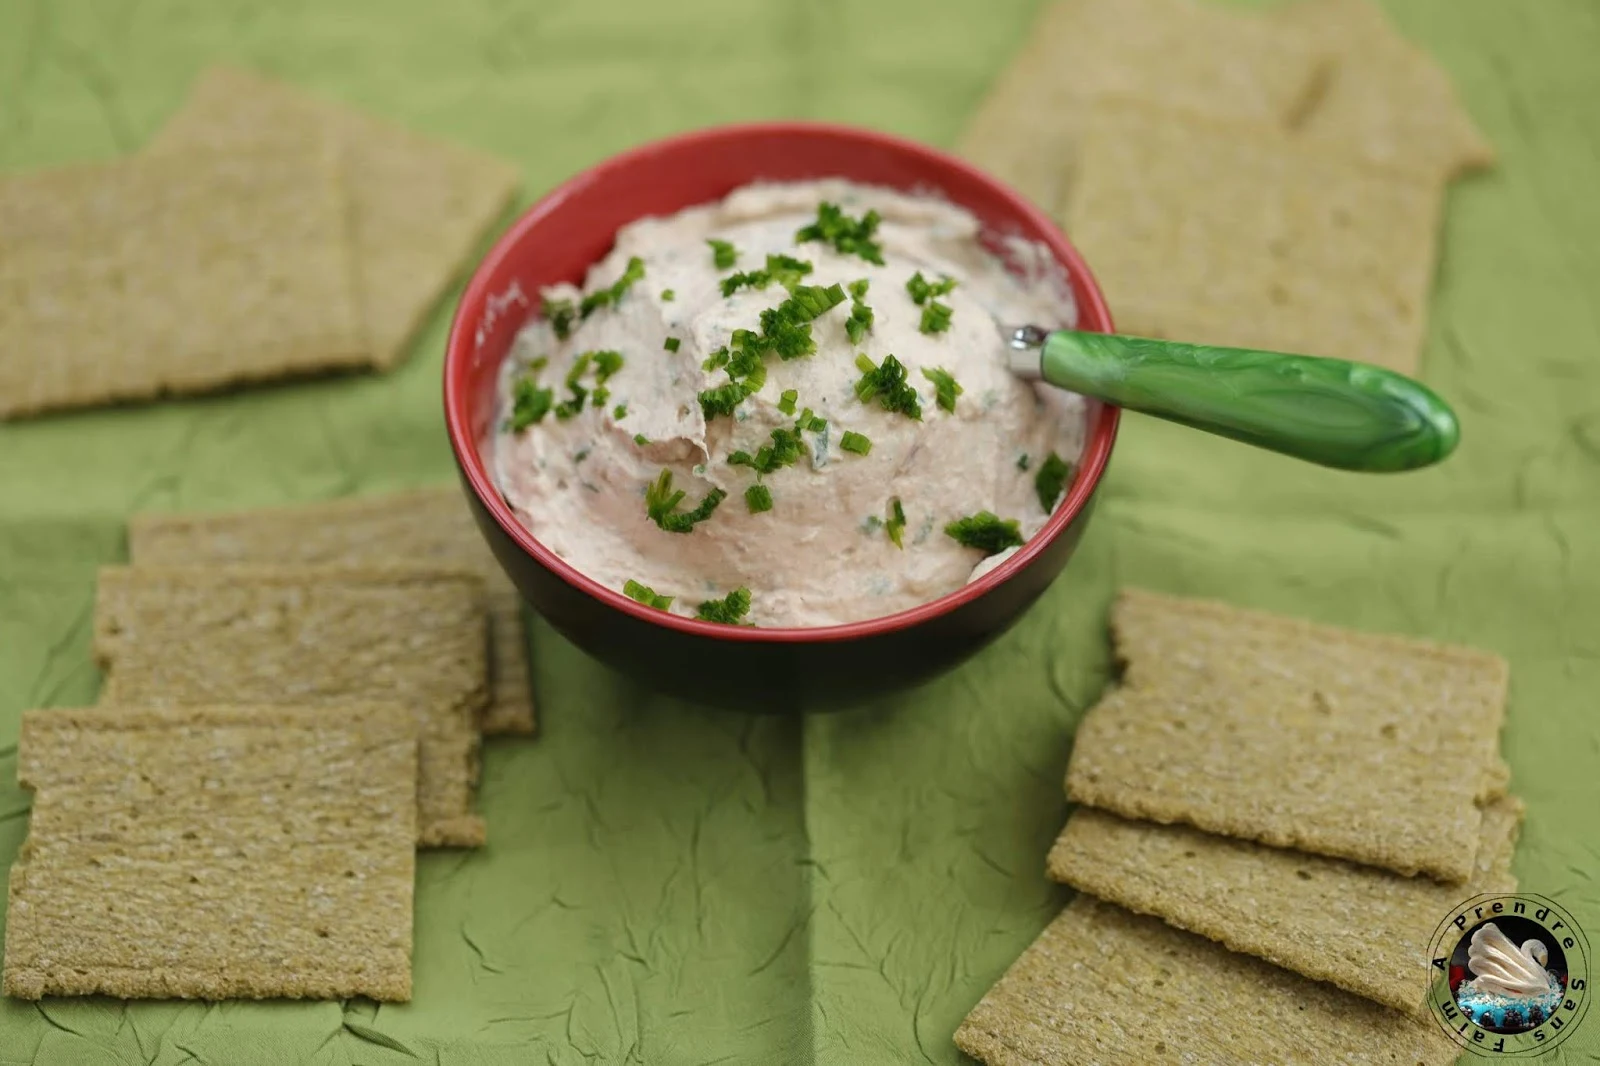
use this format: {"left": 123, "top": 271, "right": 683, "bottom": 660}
{"left": 2, "top": 1, "right": 1597, "bottom": 1062}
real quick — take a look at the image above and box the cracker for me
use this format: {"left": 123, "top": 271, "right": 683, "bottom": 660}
{"left": 0, "top": 129, "right": 365, "bottom": 420}
{"left": 1065, "top": 589, "right": 1509, "bottom": 881}
{"left": 126, "top": 486, "right": 535, "bottom": 736}
{"left": 3, "top": 703, "right": 416, "bottom": 1001}
{"left": 1047, "top": 796, "right": 1522, "bottom": 1016}
{"left": 151, "top": 66, "right": 522, "bottom": 368}
{"left": 957, "top": 0, "right": 1327, "bottom": 212}
{"left": 93, "top": 564, "right": 489, "bottom": 847}
{"left": 1278, "top": 0, "right": 1495, "bottom": 178}
{"left": 1059, "top": 99, "right": 1446, "bottom": 375}
{"left": 955, "top": 895, "right": 1459, "bottom": 1066}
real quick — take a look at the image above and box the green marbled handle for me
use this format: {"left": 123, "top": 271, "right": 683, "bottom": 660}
{"left": 1039, "top": 330, "right": 1460, "bottom": 472}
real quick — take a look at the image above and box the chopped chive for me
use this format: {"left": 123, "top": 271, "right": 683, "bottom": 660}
{"left": 853, "top": 353, "right": 921, "bottom": 420}
{"left": 885, "top": 497, "right": 906, "bottom": 548}
{"left": 613, "top": 404, "right": 628, "bottom": 419}
{"left": 579, "top": 257, "right": 645, "bottom": 318}
{"left": 745, "top": 484, "right": 774, "bottom": 514}
{"left": 1016, "top": 453, "right": 1031, "bottom": 472}
{"left": 660, "top": 289, "right": 675, "bottom": 301}
{"left": 906, "top": 271, "right": 957, "bottom": 305}
{"left": 645, "top": 469, "right": 727, "bottom": 533}
{"left": 543, "top": 297, "right": 577, "bottom": 340}
{"left": 1034, "top": 451, "right": 1074, "bottom": 512}
{"left": 839, "top": 431, "right": 872, "bottom": 456}
{"left": 919, "top": 300, "right": 953, "bottom": 335}
{"left": 664, "top": 336, "right": 681, "bottom": 352}
{"left": 634, "top": 433, "right": 650, "bottom": 446}
{"left": 795, "top": 202, "right": 884, "bottom": 264}
{"left": 921, "top": 366, "right": 964, "bottom": 413}
{"left": 944, "top": 511, "right": 1023, "bottom": 555}
{"left": 778, "top": 389, "right": 798, "bottom": 415}
{"left": 696, "top": 586, "right": 752, "bottom": 624}
{"left": 703, "top": 347, "right": 731, "bottom": 372}
{"left": 698, "top": 381, "right": 749, "bottom": 420}
{"left": 509, "top": 376, "right": 554, "bottom": 431}
{"left": 623, "top": 579, "right": 674, "bottom": 610}
{"left": 708, "top": 239, "right": 738, "bottom": 269}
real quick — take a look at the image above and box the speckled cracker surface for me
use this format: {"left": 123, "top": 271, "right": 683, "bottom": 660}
{"left": 1279, "top": 0, "right": 1495, "bottom": 177}
{"left": 152, "top": 66, "right": 522, "bottom": 368}
{"left": 3, "top": 704, "right": 416, "bottom": 1001}
{"left": 94, "top": 564, "right": 489, "bottom": 847}
{"left": 127, "top": 486, "right": 535, "bottom": 736}
{"left": 1065, "top": 589, "right": 1509, "bottom": 881}
{"left": 0, "top": 132, "right": 365, "bottom": 420}
{"left": 1047, "top": 796, "right": 1522, "bottom": 1017}
{"left": 958, "top": 0, "right": 1326, "bottom": 213}
{"left": 954, "top": 895, "right": 1459, "bottom": 1066}
{"left": 1059, "top": 101, "right": 1445, "bottom": 375}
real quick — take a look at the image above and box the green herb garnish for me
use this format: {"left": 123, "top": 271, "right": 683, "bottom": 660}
{"left": 906, "top": 271, "right": 957, "bottom": 305}
{"left": 543, "top": 297, "right": 577, "bottom": 340}
{"left": 579, "top": 256, "right": 645, "bottom": 318}
{"left": 777, "top": 389, "right": 798, "bottom": 415}
{"left": 839, "top": 431, "right": 872, "bottom": 456}
{"left": 728, "top": 427, "right": 807, "bottom": 477}
{"left": 645, "top": 469, "right": 727, "bottom": 533}
{"left": 703, "top": 347, "right": 731, "bottom": 372}
{"left": 1016, "top": 453, "right": 1031, "bottom": 472}
{"left": 845, "top": 278, "right": 874, "bottom": 344}
{"left": 660, "top": 289, "right": 675, "bottom": 302}
{"left": 919, "top": 301, "right": 953, "bottom": 334}
{"left": 591, "top": 386, "right": 609, "bottom": 409}
{"left": 885, "top": 497, "right": 906, "bottom": 548}
{"left": 794, "top": 407, "right": 826, "bottom": 434}
{"left": 944, "top": 511, "right": 1023, "bottom": 554}
{"left": 745, "top": 484, "right": 773, "bottom": 514}
{"left": 664, "top": 336, "right": 681, "bottom": 352}
{"left": 853, "top": 353, "right": 921, "bottom": 420}
{"left": 795, "top": 202, "right": 884, "bottom": 264}
{"left": 613, "top": 404, "right": 628, "bottom": 419}
{"left": 718, "top": 254, "right": 814, "bottom": 298}
{"left": 1034, "top": 451, "right": 1073, "bottom": 513}
{"left": 921, "top": 366, "right": 963, "bottom": 413}
{"left": 634, "top": 433, "right": 651, "bottom": 446}
{"left": 623, "top": 579, "right": 674, "bottom": 610}
{"left": 695, "top": 586, "right": 752, "bottom": 624}
{"left": 708, "top": 239, "right": 738, "bottom": 269}
{"left": 698, "top": 381, "right": 748, "bottom": 420}
{"left": 509, "top": 376, "right": 554, "bottom": 430}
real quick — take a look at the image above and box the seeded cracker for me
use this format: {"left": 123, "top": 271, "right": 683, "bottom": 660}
{"left": 1047, "top": 796, "right": 1522, "bottom": 1017}
{"left": 3, "top": 704, "right": 416, "bottom": 1001}
{"left": 1065, "top": 589, "right": 1508, "bottom": 881}
{"left": 1058, "top": 100, "right": 1445, "bottom": 375}
{"left": 957, "top": 0, "right": 1327, "bottom": 214}
{"left": 127, "top": 486, "right": 535, "bottom": 736}
{"left": 954, "top": 895, "right": 1459, "bottom": 1066}
{"left": 1278, "top": 0, "right": 1495, "bottom": 178}
{"left": 151, "top": 66, "right": 522, "bottom": 368}
{"left": 0, "top": 128, "right": 364, "bottom": 420}
{"left": 94, "top": 564, "right": 488, "bottom": 847}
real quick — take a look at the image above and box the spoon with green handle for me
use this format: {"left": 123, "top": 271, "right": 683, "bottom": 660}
{"left": 1006, "top": 326, "right": 1459, "bottom": 472}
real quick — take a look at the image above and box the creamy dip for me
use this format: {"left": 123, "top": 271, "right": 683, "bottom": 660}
{"left": 492, "top": 179, "right": 1085, "bottom": 628}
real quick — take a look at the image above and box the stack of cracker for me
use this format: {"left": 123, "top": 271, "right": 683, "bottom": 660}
{"left": 0, "top": 66, "right": 520, "bottom": 419}
{"left": 959, "top": 0, "right": 1492, "bottom": 375}
{"left": 957, "top": 589, "right": 1516, "bottom": 1064}
{"left": 2, "top": 485, "right": 533, "bottom": 1002}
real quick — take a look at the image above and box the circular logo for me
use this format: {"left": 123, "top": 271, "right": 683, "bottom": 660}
{"left": 1428, "top": 894, "right": 1590, "bottom": 1055}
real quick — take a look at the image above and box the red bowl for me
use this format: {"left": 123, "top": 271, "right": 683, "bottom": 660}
{"left": 444, "top": 122, "right": 1119, "bottom": 709}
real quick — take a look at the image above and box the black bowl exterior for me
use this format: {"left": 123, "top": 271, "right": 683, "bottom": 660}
{"left": 458, "top": 468, "right": 1102, "bottom": 712}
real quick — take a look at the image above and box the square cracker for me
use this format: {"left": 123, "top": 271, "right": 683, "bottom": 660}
{"left": 1047, "top": 796, "right": 1522, "bottom": 1017}
{"left": 0, "top": 129, "right": 365, "bottom": 420}
{"left": 127, "top": 486, "right": 536, "bottom": 736}
{"left": 1058, "top": 99, "right": 1446, "bottom": 375}
{"left": 955, "top": 895, "right": 1459, "bottom": 1066}
{"left": 151, "top": 66, "right": 522, "bottom": 368}
{"left": 957, "top": 0, "right": 1327, "bottom": 213}
{"left": 3, "top": 703, "right": 416, "bottom": 1001}
{"left": 1065, "top": 589, "right": 1509, "bottom": 882}
{"left": 1278, "top": 0, "right": 1495, "bottom": 178}
{"left": 94, "top": 564, "right": 489, "bottom": 847}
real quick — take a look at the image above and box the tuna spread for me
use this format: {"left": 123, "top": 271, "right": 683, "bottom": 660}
{"left": 491, "top": 179, "right": 1085, "bottom": 628}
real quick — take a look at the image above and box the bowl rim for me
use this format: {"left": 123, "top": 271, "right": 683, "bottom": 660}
{"left": 444, "top": 119, "right": 1119, "bottom": 645}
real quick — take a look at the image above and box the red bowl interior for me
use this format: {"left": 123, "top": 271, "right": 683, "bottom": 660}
{"left": 445, "top": 121, "right": 1119, "bottom": 644}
